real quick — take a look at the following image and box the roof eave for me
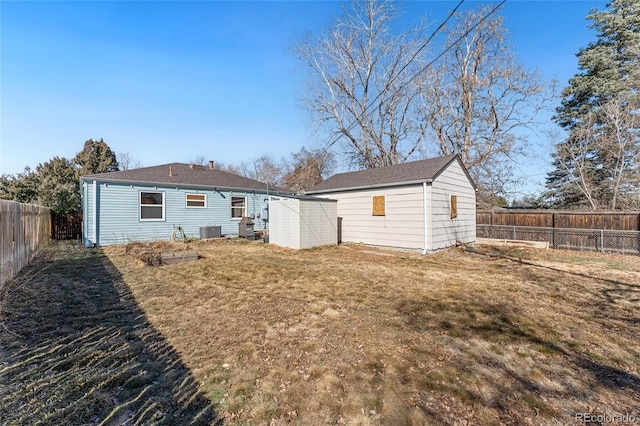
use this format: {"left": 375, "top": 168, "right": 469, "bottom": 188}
{"left": 80, "top": 176, "right": 270, "bottom": 193}
{"left": 306, "top": 178, "right": 433, "bottom": 194}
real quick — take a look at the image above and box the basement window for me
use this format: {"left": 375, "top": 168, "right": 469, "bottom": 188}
{"left": 140, "top": 191, "right": 165, "bottom": 221}
{"left": 372, "top": 195, "right": 386, "bottom": 216}
{"left": 450, "top": 195, "right": 458, "bottom": 219}
{"left": 231, "top": 196, "right": 246, "bottom": 219}
{"left": 186, "top": 193, "right": 206, "bottom": 208}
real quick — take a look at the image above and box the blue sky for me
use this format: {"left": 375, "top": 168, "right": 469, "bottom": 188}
{"left": 1, "top": 0, "right": 605, "bottom": 197}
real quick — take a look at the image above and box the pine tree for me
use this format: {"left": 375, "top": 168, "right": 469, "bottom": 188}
{"left": 36, "top": 157, "right": 80, "bottom": 214}
{"left": 0, "top": 167, "right": 40, "bottom": 205}
{"left": 546, "top": 0, "right": 640, "bottom": 210}
{"left": 75, "top": 138, "right": 119, "bottom": 176}
{"left": 1, "top": 139, "right": 119, "bottom": 213}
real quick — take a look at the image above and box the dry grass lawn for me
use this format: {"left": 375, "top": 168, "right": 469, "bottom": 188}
{"left": 2, "top": 239, "right": 639, "bottom": 425}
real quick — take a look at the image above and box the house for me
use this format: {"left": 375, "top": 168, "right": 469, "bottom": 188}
{"left": 306, "top": 154, "right": 476, "bottom": 253}
{"left": 267, "top": 194, "right": 337, "bottom": 250}
{"left": 81, "top": 162, "right": 273, "bottom": 247}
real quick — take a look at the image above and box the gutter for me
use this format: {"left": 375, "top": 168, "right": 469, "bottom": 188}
{"left": 79, "top": 177, "right": 275, "bottom": 194}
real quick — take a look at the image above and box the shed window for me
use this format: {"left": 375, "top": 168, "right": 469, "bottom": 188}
{"left": 140, "top": 191, "right": 165, "bottom": 221}
{"left": 372, "top": 195, "right": 386, "bottom": 216}
{"left": 231, "top": 196, "right": 246, "bottom": 219}
{"left": 450, "top": 195, "right": 458, "bottom": 219}
{"left": 186, "top": 193, "right": 206, "bottom": 208}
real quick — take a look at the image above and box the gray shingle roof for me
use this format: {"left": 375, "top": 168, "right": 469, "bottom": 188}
{"left": 307, "top": 154, "right": 466, "bottom": 193}
{"left": 81, "top": 163, "right": 270, "bottom": 191}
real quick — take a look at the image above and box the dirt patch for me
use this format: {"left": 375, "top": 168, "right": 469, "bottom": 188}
{"left": 125, "top": 240, "right": 195, "bottom": 266}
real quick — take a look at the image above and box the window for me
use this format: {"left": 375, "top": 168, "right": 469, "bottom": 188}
{"left": 231, "top": 196, "right": 246, "bottom": 219}
{"left": 186, "top": 193, "right": 206, "bottom": 208}
{"left": 450, "top": 195, "right": 458, "bottom": 219}
{"left": 140, "top": 191, "right": 165, "bottom": 221}
{"left": 372, "top": 195, "right": 386, "bottom": 216}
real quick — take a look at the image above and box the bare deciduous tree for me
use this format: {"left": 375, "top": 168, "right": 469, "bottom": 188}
{"left": 547, "top": 128, "right": 601, "bottom": 210}
{"left": 599, "top": 98, "right": 640, "bottom": 209}
{"left": 117, "top": 151, "right": 142, "bottom": 171}
{"left": 189, "top": 155, "right": 207, "bottom": 166}
{"left": 547, "top": 96, "right": 640, "bottom": 210}
{"left": 292, "top": 0, "right": 430, "bottom": 169}
{"left": 418, "top": 6, "right": 554, "bottom": 202}
{"left": 238, "top": 154, "right": 284, "bottom": 188}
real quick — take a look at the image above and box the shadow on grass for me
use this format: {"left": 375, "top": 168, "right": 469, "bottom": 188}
{"left": 0, "top": 242, "right": 219, "bottom": 425}
{"left": 397, "top": 292, "right": 640, "bottom": 421}
{"left": 476, "top": 246, "right": 640, "bottom": 323}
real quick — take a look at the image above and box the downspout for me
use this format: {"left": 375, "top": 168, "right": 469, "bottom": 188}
{"left": 81, "top": 179, "right": 86, "bottom": 245}
{"left": 92, "top": 180, "right": 97, "bottom": 247}
{"left": 422, "top": 181, "right": 428, "bottom": 255}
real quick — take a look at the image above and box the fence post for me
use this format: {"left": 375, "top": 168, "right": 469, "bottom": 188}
{"left": 552, "top": 212, "right": 556, "bottom": 249}
{"left": 513, "top": 226, "right": 516, "bottom": 240}
{"left": 600, "top": 229, "right": 604, "bottom": 253}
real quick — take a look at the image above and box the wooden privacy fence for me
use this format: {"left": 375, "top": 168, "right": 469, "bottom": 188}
{"left": 1, "top": 200, "right": 51, "bottom": 287}
{"left": 477, "top": 210, "right": 640, "bottom": 254}
{"left": 477, "top": 210, "right": 640, "bottom": 231}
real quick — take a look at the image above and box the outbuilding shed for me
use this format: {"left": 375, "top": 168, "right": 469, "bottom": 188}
{"left": 268, "top": 195, "right": 337, "bottom": 250}
{"left": 306, "top": 154, "right": 476, "bottom": 253}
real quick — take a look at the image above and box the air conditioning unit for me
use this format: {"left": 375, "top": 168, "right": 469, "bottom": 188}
{"left": 199, "top": 226, "right": 221, "bottom": 239}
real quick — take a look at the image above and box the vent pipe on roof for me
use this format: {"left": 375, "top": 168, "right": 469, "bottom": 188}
{"left": 209, "top": 160, "right": 214, "bottom": 169}
{"left": 169, "top": 165, "right": 173, "bottom": 177}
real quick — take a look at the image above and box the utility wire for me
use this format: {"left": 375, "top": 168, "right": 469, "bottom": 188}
{"left": 282, "top": 0, "right": 464, "bottom": 186}
{"left": 282, "top": 0, "right": 507, "bottom": 190}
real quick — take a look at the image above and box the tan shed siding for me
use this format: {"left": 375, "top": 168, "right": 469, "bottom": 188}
{"left": 269, "top": 197, "right": 301, "bottom": 249}
{"left": 430, "top": 161, "right": 476, "bottom": 250}
{"left": 321, "top": 186, "right": 425, "bottom": 249}
{"left": 299, "top": 200, "right": 337, "bottom": 249}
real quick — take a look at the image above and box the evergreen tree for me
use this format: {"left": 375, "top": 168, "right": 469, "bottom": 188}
{"left": 35, "top": 157, "right": 80, "bottom": 214}
{"left": 1, "top": 138, "right": 119, "bottom": 213}
{"left": 0, "top": 167, "right": 40, "bottom": 205}
{"left": 546, "top": 0, "right": 640, "bottom": 210}
{"left": 75, "top": 138, "right": 119, "bottom": 176}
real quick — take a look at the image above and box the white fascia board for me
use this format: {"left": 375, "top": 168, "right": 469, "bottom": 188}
{"left": 306, "top": 179, "right": 433, "bottom": 195}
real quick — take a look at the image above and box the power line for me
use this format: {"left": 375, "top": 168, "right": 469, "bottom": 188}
{"left": 283, "top": 0, "right": 507, "bottom": 190}
{"left": 285, "top": 0, "right": 465, "bottom": 182}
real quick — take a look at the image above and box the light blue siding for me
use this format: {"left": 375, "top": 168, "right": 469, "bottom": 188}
{"left": 82, "top": 180, "right": 269, "bottom": 246}
{"left": 82, "top": 180, "right": 95, "bottom": 244}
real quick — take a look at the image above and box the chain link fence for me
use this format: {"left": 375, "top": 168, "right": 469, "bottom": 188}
{"left": 477, "top": 224, "right": 640, "bottom": 255}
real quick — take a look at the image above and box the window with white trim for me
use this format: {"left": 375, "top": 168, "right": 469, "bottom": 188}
{"left": 186, "top": 193, "right": 206, "bottom": 208}
{"left": 140, "top": 191, "right": 165, "bottom": 221}
{"left": 231, "top": 196, "right": 246, "bottom": 219}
